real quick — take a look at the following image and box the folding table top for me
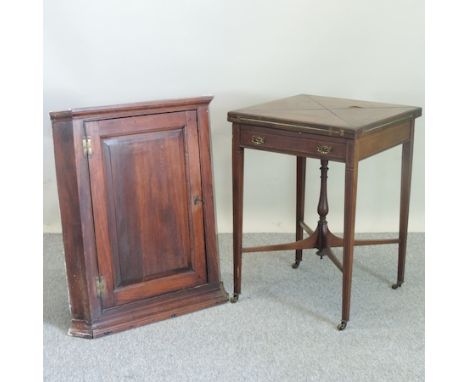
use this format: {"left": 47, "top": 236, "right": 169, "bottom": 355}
{"left": 228, "top": 94, "right": 422, "bottom": 138}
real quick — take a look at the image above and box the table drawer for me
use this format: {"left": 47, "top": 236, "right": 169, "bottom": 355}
{"left": 240, "top": 126, "right": 346, "bottom": 161}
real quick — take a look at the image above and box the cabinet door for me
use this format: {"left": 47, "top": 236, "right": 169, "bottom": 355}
{"left": 85, "top": 111, "right": 207, "bottom": 309}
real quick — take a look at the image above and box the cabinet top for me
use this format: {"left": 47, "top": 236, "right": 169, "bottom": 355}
{"left": 228, "top": 94, "right": 422, "bottom": 138}
{"left": 50, "top": 96, "right": 213, "bottom": 121}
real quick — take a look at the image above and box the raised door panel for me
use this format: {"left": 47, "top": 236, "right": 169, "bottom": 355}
{"left": 85, "top": 111, "right": 207, "bottom": 309}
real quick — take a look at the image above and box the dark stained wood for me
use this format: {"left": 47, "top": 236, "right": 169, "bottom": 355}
{"left": 321, "top": 229, "right": 344, "bottom": 248}
{"left": 103, "top": 130, "right": 193, "bottom": 284}
{"left": 50, "top": 96, "right": 214, "bottom": 121}
{"left": 51, "top": 97, "right": 227, "bottom": 338}
{"left": 394, "top": 120, "right": 415, "bottom": 289}
{"left": 72, "top": 117, "right": 104, "bottom": 321}
{"left": 294, "top": 157, "right": 307, "bottom": 267}
{"left": 228, "top": 94, "right": 422, "bottom": 138}
{"left": 52, "top": 119, "right": 91, "bottom": 321}
{"left": 358, "top": 120, "right": 411, "bottom": 160}
{"left": 240, "top": 125, "right": 347, "bottom": 162}
{"left": 341, "top": 141, "right": 359, "bottom": 329}
{"left": 196, "top": 104, "right": 222, "bottom": 284}
{"left": 243, "top": 235, "right": 317, "bottom": 253}
{"left": 316, "top": 159, "right": 330, "bottom": 256}
{"left": 299, "top": 221, "right": 314, "bottom": 236}
{"left": 71, "top": 284, "right": 226, "bottom": 339}
{"left": 86, "top": 112, "right": 208, "bottom": 308}
{"left": 353, "top": 238, "right": 400, "bottom": 246}
{"left": 227, "top": 94, "right": 422, "bottom": 330}
{"left": 323, "top": 248, "right": 343, "bottom": 273}
{"left": 231, "top": 123, "right": 244, "bottom": 302}
{"left": 326, "top": 233, "right": 399, "bottom": 247}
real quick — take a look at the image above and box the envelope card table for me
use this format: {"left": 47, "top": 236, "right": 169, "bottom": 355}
{"left": 227, "top": 94, "right": 422, "bottom": 330}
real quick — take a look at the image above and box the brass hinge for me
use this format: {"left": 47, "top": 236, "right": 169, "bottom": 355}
{"left": 96, "top": 275, "right": 106, "bottom": 298}
{"left": 82, "top": 136, "right": 92, "bottom": 157}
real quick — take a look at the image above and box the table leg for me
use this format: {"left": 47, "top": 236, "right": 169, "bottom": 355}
{"left": 316, "top": 159, "right": 330, "bottom": 259}
{"left": 339, "top": 146, "right": 358, "bottom": 331}
{"left": 293, "top": 156, "right": 307, "bottom": 269}
{"left": 231, "top": 125, "right": 244, "bottom": 303}
{"left": 393, "top": 127, "right": 415, "bottom": 289}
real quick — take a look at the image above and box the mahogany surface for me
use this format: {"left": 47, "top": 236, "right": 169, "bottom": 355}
{"left": 51, "top": 97, "right": 228, "bottom": 338}
{"left": 228, "top": 94, "right": 422, "bottom": 330}
{"left": 228, "top": 94, "right": 421, "bottom": 138}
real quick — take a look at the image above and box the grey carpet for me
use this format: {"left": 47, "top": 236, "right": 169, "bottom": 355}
{"left": 44, "top": 233, "right": 424, "bottom": 382}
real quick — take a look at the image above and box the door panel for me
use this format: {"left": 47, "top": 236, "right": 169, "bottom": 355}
{"left": 85, "top": 111, "right": 207, "bottom": 309}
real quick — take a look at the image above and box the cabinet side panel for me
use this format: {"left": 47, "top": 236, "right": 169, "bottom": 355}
{"left": 197, "top": 105, "right": 221, "bottom": 283}
{"left": 52, "top": 119, "right": 91, "bottom": 320}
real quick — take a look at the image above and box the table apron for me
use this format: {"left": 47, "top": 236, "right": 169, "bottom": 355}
{"left": 239, "top": 125, "right": 347, "bottom": 162}
{"left": 358, "top": 120, "right": 412, "bottom": 160}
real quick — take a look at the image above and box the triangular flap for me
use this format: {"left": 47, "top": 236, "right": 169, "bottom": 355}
{"left": 309, "top": 95, "right": 409, "bottom": 110}
{"left": 331, "top": 107, "right": 416, "bottom": 128}
{"left": 238, "top": 95, "right": 325, "bottom": 114}
{"left": 235, "top": 108, "right": 350, "bottom": 128}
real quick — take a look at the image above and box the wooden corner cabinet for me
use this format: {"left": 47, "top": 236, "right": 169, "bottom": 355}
{"left": 51, "top": 97, "right": 228, "bottom": 338}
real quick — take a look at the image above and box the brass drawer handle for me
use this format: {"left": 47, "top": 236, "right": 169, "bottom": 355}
{"left": 251, "top": 135, "right": 265, "bottom": 145}
{"left": 317, "top": 144, "right": 332, "bottom": 154}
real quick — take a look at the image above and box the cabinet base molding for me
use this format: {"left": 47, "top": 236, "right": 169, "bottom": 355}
{"left": 68, "top": 283, "right": 228, "bottom": 339}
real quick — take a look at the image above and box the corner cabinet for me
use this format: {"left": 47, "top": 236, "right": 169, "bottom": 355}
{"left": 51, "top": 97, "right": 228, "bottom": 338}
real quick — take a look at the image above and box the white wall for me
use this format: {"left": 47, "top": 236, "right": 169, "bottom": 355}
{"left": 44, "top": 0, "right": 424, "bottom": 233}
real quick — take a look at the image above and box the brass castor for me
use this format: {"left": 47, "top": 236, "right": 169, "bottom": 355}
{"left": 230, "top": 293, "right": 239, "bottom": 303}
{"left": 337, "top": 320, "right": 347, "bottom": 331}
{"left": 292, "top": 260, "right": 301, "bottom": 269}
{"left": 316, "top": 250, "right": 324, "bottom": 260}
{"left": 392, "top": 281, "right": 403, "bottom": 289}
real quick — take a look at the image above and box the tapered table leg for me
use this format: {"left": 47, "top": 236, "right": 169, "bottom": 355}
{"left": 393, "top": 125, "right": 415, "bottom": 289}
{"left": 293, "top": 157, "right": 307, "bottom": 269}
{"left": 339, "top": 145, "right": 358, "bottom": 331}
{"left": 231, "top": 124, "right": 244, "bottom": 303}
